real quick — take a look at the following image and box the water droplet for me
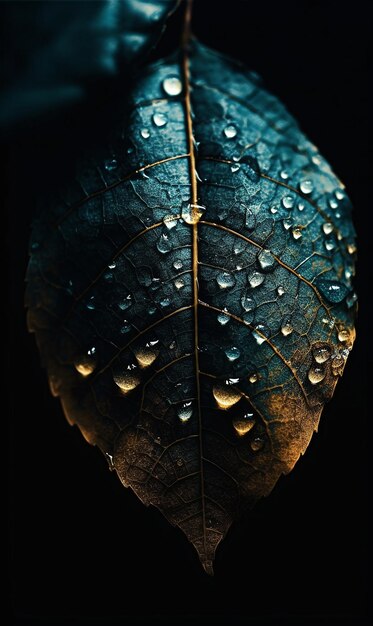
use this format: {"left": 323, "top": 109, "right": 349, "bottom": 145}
{"left": 176, "top": 458, "right": 183, "bottom": 467}
{"left": 292, "top": 227, "right": 302, "bottom": 240}
{"left": 74, "top": 352, "right": 96, "bottom": 377}
{"left": 148, "top": 305, "right": 157, "bottom": 315}
{"left": 335, "top": 211, "right": 341, "bottom": 219}
{"left": 312, "top": 155, "right": 321, "bottom": 165}
{"left": 152, "top": 112, "right": 168, "bottom": 127}
{"left": 299, "top": 179, "right": 313, "bottom": 194}
{"left": 113, "top": 370, "right": 140, "bottom": 394}
{"left": 338, "top": 328, "right": 350, "bottom": 343}
{"left": 105, "top": 452, "right": 114, "bottom": 468}
{"left": 308, "top": 365, "right": 325, "bottom": 385}
{"left": 329, "top": 198, "right": 338, "bottom": 209}
{"left": 316, "top": 279, "right": 349, "bottom": 304}
{"left": 282, "top": 195, "right": 295, "bottom": 209}
{"left": 135, "top": 344, "right": 159, "bottom": 368}
{"left": 140, "top": 128, "right": 150, "bottom": 139}
{"left": 108, "top": 261, "right": 116, "bottom": 269}
{"left": 252, "top": 324, "right": 268, "bottom": 345}
{"left": 277, "top": 285, "right": 285, "bottom": 296}
{"left": 313, "top": 345, "right": 331, "bottom": 364}
{"left": 325, "top": 239, "right": 335, "bottom": 251}
{"left": 248, "top": 271, "right": 264, "bottom": 288}
{"left": 283, "top": 218, "right": 293, "bottom": 230}
{"left": 173, "top": 259, "right": 183, "bottom": 270}
{"left": 104, "top": 272, "right": 114, "bottom": 282}
{"left": 217, "top": 308, "right": 230, "bottom": 325}
{"left": 120, "top": 321, "right": 132, "bottom": 334}
{"left": 213, "top": 384, "right": 242, "bottom": 409}
{"left": 281, "top": 321, "right": 293, "bottom": 336}
{"left": 160, "top": 297, "right": 171, "bottom": 307}
{"left": 172, "top": 277, "right": 184, "bottom": 291}
{"left": 226, "top": 378, "right": 240, "bottom": 385}
{"left": 249, "top": 373, "right": 258, "bottom": 383}
{"left": 181, "top": 203, "right": 206, "bottom": 224}
{"left": 245, "top": 207, "right": 255, "bottom": 229}
{"left": 169, "top": 340, "right": 176, "bottom": 349}
{"left": 233, "top": 414, "right": 255, "bottom": 436}
{"left": 178, "top": 401, "right": 193, "bottom": 422}
{"left": 322, "top": 222, "right": 333, "bottom": 235}
{"left": 241, "top": 292, "right": 254, "bottom": 311}
{"left": 280, "top": 170, "right": 289, "bottom": 180}
{"left": 298, "top": 202, "right": 305, "bottom": 211}
{"left": 337, "top": 230, "right": 343, "bottom": 241}
{"left": 216, "top": 271, "right": 236, "bottom": 289}
{"left": 258, "top": 249, "right": 275, "bottom": 271}
{"left": 270, "top": 207, "right": 278, "bottom": 214}
{"left": 118, "top": 294, "right": 132, "bottom": 310}
{"left": 225, "top": 346, "right": 240, "bottom": 361}
{"left": 162, "top": 76, "right": 182, "bottom": 96}
{"left": 335, "top": 190, "right": 344, "bottom": 200}
{"left": 86, "top": 296, "right": 95, "bottom": 310}
{"left": 104, "top": 158, "right": 118, "bottom": 171}
{"left": 331, "top": 355, "right": 344, "bottom": 374}
{"left": 231, "top": 163, "right": 240, "bottom": 173}
{"left": 346, "top": 292, "right": 358, "bottom": 308}
{"left": 322, "top": 317, "right": 335, "bottom": 329}
{"left": 223, "top": 124, "right": 237, "bottom": 138}
{"left": 251, "top": 437, "right": 264, "bottom": 452}
{"left": 347, "top": 243, "right": 357, "bottom": 255}
{"left": 156, "top": 233, "right": 172, "bottom": 254}
{"left": 163, "top": 215, "right": 178, "bottom": 229}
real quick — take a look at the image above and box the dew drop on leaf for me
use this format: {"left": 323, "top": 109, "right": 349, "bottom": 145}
{"left": 162, "top": 76, "right": 182, "bottom": 96}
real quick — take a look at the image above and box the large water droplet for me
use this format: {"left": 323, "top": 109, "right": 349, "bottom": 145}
{"left": 74, "top": 351, "right": 96, "bottom": 377}
{"left": 120, "top": 321, "right": 132, "bottom": 334}
{"left": 140, "top": 128, "right": 150, "bottom": 139}
{"left": 135, "top": 344, "right": 159, "bottom": 368}
{"left": 104, "top": 158, "right": 118, "bottom": 171}
{"left": 162, "top": 76, "right": 182, "bottom": 96}
{"left": 283, "top": 218, "right": 293, "bottom": 230}
{"left": 113, "top": 370, "right": 140, "bottom": 394}
{"left": 241, "top": 291, "right": 255, "bottom": 311}
{"left": 308, "top": 365, "right": 325, "bottom": 385}
{"left": 249, "top": 373, "right": 258, "bottom": 383}
{"left": 313, "top": 345, "right": 331, "bottom": 364}
{"left": 233, "top": 413, "right": 255, "bottom": 436}
{"left": 248, "top": 271, "right": 264, "bottom": 288}
{"left": 217, "top": 308, "right": 230, "bottom": 325}
{"left": 182, "top": 203, "right": 206, "bottom": 224}
{"left": 316, "top": 279, "right": 349, "bottom": 304}
{"left": 281, "top": 320, "right": 293, "bottom": 336}
{"left": 118, "top": 294, "right": 132, "bottom": 311}
{"left": 299, "top": 179, "right": 313, "bottom": 194}
{"left": 156, "top": 233, "right": 172, "bottom": 254}
{"left": 298, "top": 202, "right": 305, "bottom": 211}
{"left": 250, "top": 437, "right": 265, "bottom": 452}
{"left": 213, "top": 384, "right": 242, "bottom": 409}
{"left": 153, "top": 112, "right": 168, "bottom": 127}
{"left": 178, "top": 401, "right": 193, "bottom": 422}
{"left": 108, "top": 261, "right": 116, "bottom": 270}
{"left": 173, "top": 259, "right": 183, "bottom": 270}
{"left": 322, "top": 222, "right": 333, "bottom": 235}
{"left": 225, "top": 346, "right": 240, "bottom": 361}
{"left": 338, "top": 328, "right": 350, "bottom": 343}
{"left": 231, "top": 164, "right": 240, "bottom": 173}
{"left": 216, "top": 271, "right": 236, "bottom": 289}
{"left": 258, "top": 249, "right": 275, "bottom": 271}
{"left": 174, "top": 278, "right": 185, "bottom": 290}
{"left": 292, "top": 227, "right": 302, "bottom": 240}
{"left": 270, "top": 207, "right": 278, "bottom": 214}
{"left": 280, "top": 170, "right": 289, "bottom": 180}
{"left": 277, "top": 285, "right": 285, "bottom": 296}
{"left": 223, "top": 124, "right": 237, "bottom": 138}
{"left": 329, "top": 197, "right": 338, "bottom": 209}
{"left": 163, "top": 215, "right": 178, "bottom": 230}
{"left": 347, "top": 242, "right": 357, "bottom": 255}
{"left": 335, "top": 190, "right": 344, "bottom": 200}
{"left": 325, "top": 239, "right": 335, "bottom": 251}
{"left": 252, "top": 324, "right": 268, "bottom": 345}
{"left": 282, "top": 195, "right": 295, "bottom": 209}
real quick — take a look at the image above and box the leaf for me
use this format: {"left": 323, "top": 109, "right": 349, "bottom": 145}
{"left": 0, "top": 0, "right": 180, "bottom": 131}
{"left": 26, "top": 41, "right": 357, "bottom": 574}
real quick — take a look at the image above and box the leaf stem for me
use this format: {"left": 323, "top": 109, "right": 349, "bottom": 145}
{"left": 182, "top": 0, "right": 194, "bottom": 48}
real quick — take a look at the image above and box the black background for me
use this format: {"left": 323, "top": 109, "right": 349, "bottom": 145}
{"left": 6, "top": 1, "right": 371, "bottom": 625}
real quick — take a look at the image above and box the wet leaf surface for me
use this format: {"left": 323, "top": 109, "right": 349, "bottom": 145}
{"left": 26, "top": 41, "right": 357, "bottom": 574}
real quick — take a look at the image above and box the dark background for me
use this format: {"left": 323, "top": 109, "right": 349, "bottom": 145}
{"left": 6, "top": 1, "right": 371, "bottom": 625}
